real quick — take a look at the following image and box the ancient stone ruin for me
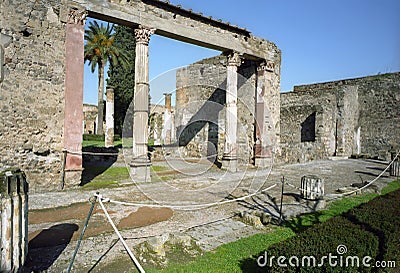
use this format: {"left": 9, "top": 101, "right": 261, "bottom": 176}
{"left": 0, "top": 0, "right": 399, "bottom": 191}
{"left": 1, "top": 0, "right": 280, "bottom": 190}
{"left": 175, "top": 56, "right": 400, "bottom": 165}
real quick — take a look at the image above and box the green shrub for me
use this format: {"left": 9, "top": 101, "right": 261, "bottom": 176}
{"left": 250, "top": 189, "right": 400, "bottom": 273}
{"left": 262, "top": 216, "right": 378, "bottom": 272}
{"left": 345, "top": 189, "right": 400, "bottom": 266}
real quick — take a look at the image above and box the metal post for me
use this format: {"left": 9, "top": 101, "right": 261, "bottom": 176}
{"left": 278, "top": 176, "right": 285, "bottom": 225}
{"left": 61, "top": 149, "right": 67, "bottom": 190}
{"left": 67, "top": 195, "right": 97, "bottom": 273}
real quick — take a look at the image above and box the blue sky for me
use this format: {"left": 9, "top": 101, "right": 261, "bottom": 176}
{"left": 84, "top": 0, "right": 400, "bottom": 105}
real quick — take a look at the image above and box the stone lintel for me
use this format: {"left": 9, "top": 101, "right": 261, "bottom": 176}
{"left": 68, "top": 0, "right": 279, "bottom": 60}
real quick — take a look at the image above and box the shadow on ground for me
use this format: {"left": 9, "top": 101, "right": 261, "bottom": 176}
{"left": 22, "top": 223, "right": 79, "bottom": 272}
{"left": 81, "top": 146, "right": 119, "bottom": 186}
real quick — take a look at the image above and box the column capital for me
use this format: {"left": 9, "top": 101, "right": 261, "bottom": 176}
{"left": 134, "top": 26, "right": 156, "bottom": 45}
{"left": 67, "top": 8, "right": 87, "bottom": 25}
{"left": 227, "top": 51, "right": 242, "bottom": 67}
{"left": 257, "top": 60, "right": 275, "bottom": 72}
{"left": 106, "top": 86, "right": 114, "bottom": 100}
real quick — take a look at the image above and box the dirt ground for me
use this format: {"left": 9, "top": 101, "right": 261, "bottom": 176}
{"left": 29, "top": 203, "right": 174, "bottom": 242}
{"left": 23, "top": 204, "right": 173, "bottom": 272}
{"left": 22, "top": 158, "right": 397, "bottom": 272}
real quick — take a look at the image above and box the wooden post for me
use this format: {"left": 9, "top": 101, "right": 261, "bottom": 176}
{"left": 300, "top": 175, "right": 324, "bottom": 200}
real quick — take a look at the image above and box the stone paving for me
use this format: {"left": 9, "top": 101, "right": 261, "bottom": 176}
{"left": 25, "top": 158, "right": 397, "bottom": 272}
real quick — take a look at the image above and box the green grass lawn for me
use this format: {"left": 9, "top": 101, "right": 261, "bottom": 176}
{"left": 82, "top": 139, "right": 124, "bottom": 148}
{"left": 81, "top": 166, "right": 130, "bottom": 190}
{"left": 82, "top": 137, "right": 139, "bottom": 148}
{"left": 150, "top": 165, "right": 169, "bottom": 172}
{"left": 145, "top": 179, "right": 400, "bottom": 273}
{"left": 81, "top": 164, "right": 174, "bottom": 189}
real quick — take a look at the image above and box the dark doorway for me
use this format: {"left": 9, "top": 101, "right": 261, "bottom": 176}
{"left": 301, "top": 112, "right": 316, "bottom": 142}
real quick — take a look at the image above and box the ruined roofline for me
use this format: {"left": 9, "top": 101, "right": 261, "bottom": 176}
{"left": 143, "top": 0, "right": 251, "bottom": 36}
{"left": 83, "top": 103, "right": 97, "bottom": 107}
{"left": 292, "top": 72, "right": 400, "bottom": 93}
{"left": 69, "top": 0, "right": 280, "bottom": 60}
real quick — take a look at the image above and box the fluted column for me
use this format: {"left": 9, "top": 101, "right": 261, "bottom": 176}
{"left": 222, "top": 51, "right": 241, "bottom": 172}
{"left": 130, "top": 26, "right": 155, "bottom": 181}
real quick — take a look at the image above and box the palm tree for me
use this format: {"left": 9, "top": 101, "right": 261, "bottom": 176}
{"left": 84, "top": 20, "right": 130, "bottom": 135}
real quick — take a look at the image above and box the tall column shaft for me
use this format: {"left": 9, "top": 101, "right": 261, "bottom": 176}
{"left": 105, "top": 86, "right": 114, "bottom": 148}
{"left": 163, "top": 93, "right": 173, "bottom": 144}
{"left": 130, "top": 26, "right": 154, "bottom": 182}
{"left": 63, "top": 8, "right": 86, "bottom": 185}
{"left": 133, "top": 43, "right": 147, "bottom": 157}
{"left": 254, "top": 60, "right": 279, "bottom": 168}
{"left": 222, "top": 52, "right": 241, "bottom": 172}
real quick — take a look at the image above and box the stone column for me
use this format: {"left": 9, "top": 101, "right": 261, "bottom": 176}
{"left": 254, "top": 60, "right": 279, "bottom": 168}
{"left": 0, "top": 170, "right": 29, "bottom": 272}
{"left": 130, "top": 26, "right": 155, "bottom": 182}
{"left": 222, "top": 52, "right": 241, "bottom": 172}
{"left": 163, "top": 93, "right": 172, "bottom": 145}
{"left": 105, "top": 86, "right": 114, "bottom": 148}
{"left": 63, "top": 8, "right": 86, "bottom": 185}
{"left": 165, "top": 93, "right": 172, "bottom": 112}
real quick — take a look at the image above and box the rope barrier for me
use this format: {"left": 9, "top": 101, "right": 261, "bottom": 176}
{"left": 283, "top": 151, "right": 400, "bottom": 201}
{"left": 68, "top": 153, "right": 398, "bottom": 272}
{"left": 105, "top": 183, "right": 278, "bottom": 210}
{"left": 96, "top": 193, "right": 145, "bottom": 273}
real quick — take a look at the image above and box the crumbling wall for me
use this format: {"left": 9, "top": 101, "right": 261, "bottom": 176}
{"left": 83, "top": 104, "right": 97, "bottom": 134}
{"left": 175, "top": 55, "right": 256, "bottom": 164}
{"left": 355, "top": 74, "right": 400, "bottom": 158}
{"left": 280, "top": 90, "right": 336, "bottom": 163}
{"left": 0, "top": 0, "right": 66, "bottom": 190}
{"left": 281, "top": 72, "right": 400, "bottom": 162}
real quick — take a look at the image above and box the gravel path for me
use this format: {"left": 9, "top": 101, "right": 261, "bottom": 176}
{"left": 24, "top": 158, "right": 396, "bottom": 272}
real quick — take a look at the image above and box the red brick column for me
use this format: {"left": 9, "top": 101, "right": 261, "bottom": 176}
{"left": 64, "top": 8, "right": 86, "bottom": 184}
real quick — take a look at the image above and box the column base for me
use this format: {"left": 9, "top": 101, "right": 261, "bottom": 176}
{"left": 64, "top": 168, "right": 83, "bottom": 188}
{"left": 222, "top": 157, "right": 238, "bottom": 172}
{"left": 129, "top": 160, "right": 152, "bottom": 182}
{"left": 254, "top": 157, "right": 272, "bottom": 168}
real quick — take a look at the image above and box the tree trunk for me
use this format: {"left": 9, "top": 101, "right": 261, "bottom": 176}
{"left": 96, "top": 63, "right": 105, "bottom": 135}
